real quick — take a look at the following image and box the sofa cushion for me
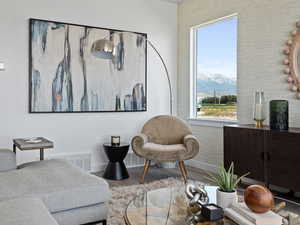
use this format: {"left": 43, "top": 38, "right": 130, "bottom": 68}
{"left": 0, "top": 149, "right": 16, "bottom": 172}
{"left": 0, "top": 159, "right": 110, "bottom": 213}
{"left": 0, "top": 197, "right": 58, "bottom": 225}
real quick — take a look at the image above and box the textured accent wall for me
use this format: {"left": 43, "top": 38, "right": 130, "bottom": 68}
{"left": 178, "top": 0, "right": 300, "bottom": 166}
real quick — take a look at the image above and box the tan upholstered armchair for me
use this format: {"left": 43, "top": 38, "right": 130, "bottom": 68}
{"left": 131, "top": 115, "right": 200, "bottom": 183}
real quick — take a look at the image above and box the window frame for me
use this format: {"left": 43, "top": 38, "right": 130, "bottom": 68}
{"left": 189, "top": 14, "right": 238, "bottom": 124}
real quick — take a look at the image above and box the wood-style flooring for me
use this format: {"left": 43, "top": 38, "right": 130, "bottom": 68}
{"left": 94, "top": 165, "right": 212, "bottom": 188}
{"left": 94, "top": 165, "right": 300, "bottom": 212}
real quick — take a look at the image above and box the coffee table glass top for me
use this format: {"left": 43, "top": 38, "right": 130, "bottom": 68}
{"left": 124, "top": 183, "right": 300, "bottom": 225}
{"left": 125, "top": 185, "right": 233, "bottom": 225}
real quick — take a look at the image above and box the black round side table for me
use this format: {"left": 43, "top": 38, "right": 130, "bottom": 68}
{"left": 103, "top": 143, "right": 130, "bottom": 180}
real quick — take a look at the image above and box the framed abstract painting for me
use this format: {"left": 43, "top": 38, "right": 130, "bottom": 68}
{"left": 29, "top": 18, "right": 147, "bottom": 113}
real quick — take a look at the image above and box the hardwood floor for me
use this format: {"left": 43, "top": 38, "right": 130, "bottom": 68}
{"left": 94, "top": 165, "right": 300, "bottom": 209}
{"left": 94, "top": 165, "right": 213, "bottom": 188}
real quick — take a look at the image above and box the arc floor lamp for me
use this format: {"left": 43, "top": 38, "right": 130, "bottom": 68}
{"left": 91, "top": 32, "right": 173, "bottom": 115}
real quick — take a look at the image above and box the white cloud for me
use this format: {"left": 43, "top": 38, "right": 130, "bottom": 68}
{"left": 197, "top": 63, "right": 236, "bottom": 79}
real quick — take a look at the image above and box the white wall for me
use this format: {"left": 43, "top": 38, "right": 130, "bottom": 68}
{"left": 178, "top": 0, "right": 300, "bottom": 168}
{"left": 0, "top": 0, "right": 177, "bottom": 171}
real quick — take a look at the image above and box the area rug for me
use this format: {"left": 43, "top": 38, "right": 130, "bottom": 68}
{"left": 106, "top": 177, "right": 198, "bottom": 225}
{"left": 101, "top": 178, "right": 300, "bottom": 225}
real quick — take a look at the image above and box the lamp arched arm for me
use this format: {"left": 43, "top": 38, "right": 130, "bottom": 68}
{"left": 145, "top": 39, "right": 173, "bottom": 115}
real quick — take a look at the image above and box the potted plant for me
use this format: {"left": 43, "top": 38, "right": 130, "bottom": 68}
{"left": 206, "top": 162, "right": 249, "bottom": 209}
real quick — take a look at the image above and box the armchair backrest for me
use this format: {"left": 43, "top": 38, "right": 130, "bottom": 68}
{"left": 142, "top": 115, "right": 192, "bottom": 145}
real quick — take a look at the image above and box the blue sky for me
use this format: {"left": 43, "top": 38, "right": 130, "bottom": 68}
{"left": 196, "top": 16, "right": 237, "bottom": 79}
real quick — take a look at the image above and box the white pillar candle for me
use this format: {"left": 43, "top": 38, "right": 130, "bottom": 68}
{"left": 254, "top": 104, "right": 264, "bottom": 120}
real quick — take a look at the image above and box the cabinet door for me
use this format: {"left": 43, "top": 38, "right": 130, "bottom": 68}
{"left": 224, "top": 127, "right": 265, "bottom": 182}
{"left": 267, "top": 131, "right": 300, "bottom": 191}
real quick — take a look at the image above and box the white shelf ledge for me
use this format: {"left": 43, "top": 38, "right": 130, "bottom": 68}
{"left": 188, "top": 118, "right": 237, "bottom": 128}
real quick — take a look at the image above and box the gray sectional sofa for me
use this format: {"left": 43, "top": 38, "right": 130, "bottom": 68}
{"left": 0, "top": 149, "right": 110, "bottom": 225}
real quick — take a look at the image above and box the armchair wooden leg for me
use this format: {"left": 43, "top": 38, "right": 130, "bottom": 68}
{"left": 178, "top": 161, "right": 188, "bottom": 184}
{"left": 182, "top": 162, "right": 188, "bottom": 175}
{"left": 140, "top": 160, "right": 151, "bottom": 184}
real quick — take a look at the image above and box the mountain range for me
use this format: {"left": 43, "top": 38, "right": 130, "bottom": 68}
{"left": 197, "top": 73, "right": 236, "bottom": 96}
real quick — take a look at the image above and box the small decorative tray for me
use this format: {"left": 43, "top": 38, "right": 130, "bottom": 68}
{"left": 24, "top": 138, "right": 42, "bottom": 143}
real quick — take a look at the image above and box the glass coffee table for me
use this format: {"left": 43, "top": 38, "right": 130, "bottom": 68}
{"left": 124, "top": 184, "right": 300, "bottom": 225}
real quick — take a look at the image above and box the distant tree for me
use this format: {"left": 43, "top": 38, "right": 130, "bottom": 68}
{"left": 202, "top": 96, "right": 220, "bottom": 104}
{"left": 220, "top": 96, "right": 228, "bottom": 104}
{"left": 220, "top": 95, "right": 237, "bottom": 104}
{"left": 228, "top": 95, "right": 237, "bottom": 102}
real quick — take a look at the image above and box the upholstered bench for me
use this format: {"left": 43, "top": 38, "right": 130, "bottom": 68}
{"left": 0, "top": 149, "right": 109, "bottom": 225}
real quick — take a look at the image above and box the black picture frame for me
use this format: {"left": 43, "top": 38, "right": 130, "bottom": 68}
{"left": 29, "top": 18, "right": 147, "bottom": 113}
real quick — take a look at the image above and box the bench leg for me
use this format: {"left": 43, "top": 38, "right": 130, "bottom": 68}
{"left": 40, "top": 148, "right": 44, "bottom": 160}
{"left": 13, "top": 144, "right": 16, "bottom": 154}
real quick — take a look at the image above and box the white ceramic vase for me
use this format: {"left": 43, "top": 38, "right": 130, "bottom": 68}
{"left": 216, "top": 189, "right": 237, "bottom": 209}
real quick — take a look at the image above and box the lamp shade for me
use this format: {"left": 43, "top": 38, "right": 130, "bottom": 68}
{"left": 0, "top": 62, "right": 4, "bottom": 71}
{"left": 91, "top": 39, "right": 114, "bottom": 59}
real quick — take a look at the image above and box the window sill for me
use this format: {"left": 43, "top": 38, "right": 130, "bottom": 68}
{"left": 188, "top": 118, "right": 237, "bottom": 128}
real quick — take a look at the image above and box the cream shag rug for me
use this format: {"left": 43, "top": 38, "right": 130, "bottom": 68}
{"left": 105, "top": 177, "right": 189, "bottom": 225}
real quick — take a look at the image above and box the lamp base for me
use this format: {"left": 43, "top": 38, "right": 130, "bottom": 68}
{"left": 255, "top": 121, "right": 264, "bottom": 128}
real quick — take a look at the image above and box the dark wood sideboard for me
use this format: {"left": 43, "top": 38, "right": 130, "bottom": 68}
{"left": 224, "top": 124, "right": 300, "bottom": 192}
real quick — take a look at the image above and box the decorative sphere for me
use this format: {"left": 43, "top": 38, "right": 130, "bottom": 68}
{"left": 291, "top": 30, "right": 298, "bottom": 36}
{"left": 286, "top": 40, "right": 293, "bottom": 46}
{"left": 283, "top": 59, "right": 289, "bottom": 65}
{"left": 244, "top": 185, "right": 274, "bottom": 213}
{"left": 287, "top": 76, "right": 293, "bottom": 83}
{"left": 291, "top": 85, "right": 298, "bottom": 92}
{"left": 283, "top": 49, "right": 290, "bottom": 55}
{"left": 284, "top": 67, "right": 291, "bottom": 74}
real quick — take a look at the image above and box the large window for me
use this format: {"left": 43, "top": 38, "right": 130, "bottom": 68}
{"left": 190, "top": 15, "right": 237, "bottom": 121}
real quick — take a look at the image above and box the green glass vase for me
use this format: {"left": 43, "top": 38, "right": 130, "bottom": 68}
{"left": 269, "top": 100, "right": 289, "bottom": 130}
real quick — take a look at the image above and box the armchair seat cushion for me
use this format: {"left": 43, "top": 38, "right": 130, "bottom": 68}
{"left": 142, "top": 143, "right": 187, "bottom": 161}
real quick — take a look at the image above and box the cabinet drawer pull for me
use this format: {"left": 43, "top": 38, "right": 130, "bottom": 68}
{"left": 260, "top": 152, "right": 264, "bottom": 160}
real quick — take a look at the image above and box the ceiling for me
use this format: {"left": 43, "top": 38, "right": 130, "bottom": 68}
{"left": 160, "top": 0, "right": 185, "bottom": 4}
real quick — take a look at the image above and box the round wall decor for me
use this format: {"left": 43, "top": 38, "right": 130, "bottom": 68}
{"left": 283, "top": 21, "right": 300, "bottom": 99}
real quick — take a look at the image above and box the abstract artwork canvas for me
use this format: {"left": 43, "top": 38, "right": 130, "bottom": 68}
{"left": 29, "top": 18, "right": 147, "bottom": 113}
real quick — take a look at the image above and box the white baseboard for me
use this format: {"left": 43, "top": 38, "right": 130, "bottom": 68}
{"left": 185, "top": 159, "right": 218, "bottom": 173}
{"left": 91, "top": 152, "right": 144, "bottom": 173}
{"left": 92, "top": 159, "right": 218, "bottom": 174}
{"left": 45, "top": 152, "right": 92, "bottom": 172}
{"left": 91, "top": 163, "right": 107, "bottom": 173}
{"left": 91, "top": 162, "right": 144, "bottom": 173}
